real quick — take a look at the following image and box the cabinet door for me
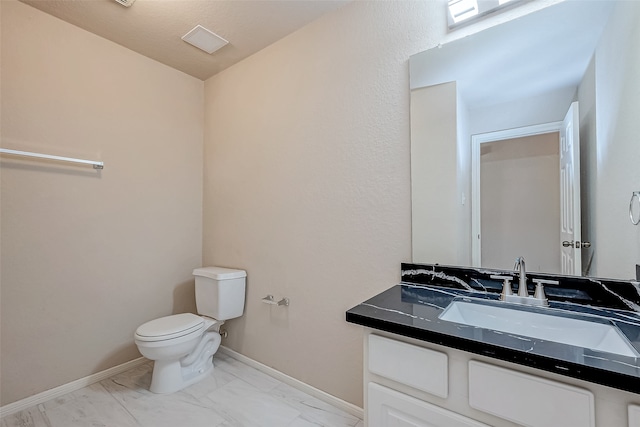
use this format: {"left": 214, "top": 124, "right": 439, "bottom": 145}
{"left": 368, "top": 383, "right": 488, "bottom": 427}
{"left": 368, "top": 334, "right": 448, "bottom": 398}
{"left": 468, "top": 361, "right": 594, "bottom": 427}
{"left": 630, "top": 405, "right": 640, "bottom": 427}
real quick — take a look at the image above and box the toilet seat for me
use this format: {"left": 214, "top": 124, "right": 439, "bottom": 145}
{"left": 135, "top": 313, "right": 204, "bottom": 343}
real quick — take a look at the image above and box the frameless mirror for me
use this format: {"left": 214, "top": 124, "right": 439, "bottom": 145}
{"left": 410, "top": 0, "right": 640, "bottom": 280}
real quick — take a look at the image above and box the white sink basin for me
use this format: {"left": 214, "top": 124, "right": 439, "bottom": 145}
{"left": 439, "top": 299, "right": 639, "bottom": 358}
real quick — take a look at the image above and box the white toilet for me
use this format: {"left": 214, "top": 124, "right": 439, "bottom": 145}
{"left": 134, "top": 266, "right": 246, "bottom": 394}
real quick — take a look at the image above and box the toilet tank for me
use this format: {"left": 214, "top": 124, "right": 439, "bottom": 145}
{"left": 193, "top": 267, "right": 246, "bottom": 320}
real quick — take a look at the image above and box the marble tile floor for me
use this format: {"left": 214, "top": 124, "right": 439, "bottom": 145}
{"left": 2, "top": 352, "right": 363, "bottom": 427}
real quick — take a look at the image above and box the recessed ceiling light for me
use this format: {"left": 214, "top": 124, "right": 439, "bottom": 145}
{"left": 182, "top": 25, "right": 228, "bottom": 55}
{"left": 448, "top": 0, "right": 479, "bottom": 23}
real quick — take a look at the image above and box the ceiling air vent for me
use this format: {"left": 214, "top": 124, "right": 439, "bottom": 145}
{"left": 182, "top": 25, "right": 229, "bottom": 54}
{"left": 113, "top": 0, "right": 136, "bottom": 7}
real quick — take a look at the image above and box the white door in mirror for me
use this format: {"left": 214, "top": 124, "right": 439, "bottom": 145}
{"left": 560, "top": 101, "right": 582, "bottom": 275}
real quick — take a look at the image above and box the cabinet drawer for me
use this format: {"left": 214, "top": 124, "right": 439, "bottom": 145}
{"left": 368, "top": 334, "right": 448, "bottom": 398}
{"left": 468, "top": 361, "right": 594, "bottom": 427}
{"left": 368, "top": 383, "right": 487, "bottom": 427}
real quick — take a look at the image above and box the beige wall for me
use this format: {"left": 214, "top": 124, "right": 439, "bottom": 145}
{"left": 480, "top": 134, "right": 561, "bottom": 273}
{"left": 3, "top": 0, "right": 614, "bottom": 412}
{"left": 577, "top": 55, "right": 597, "bottom": 276}
{"left": 411, "top": 82, "right": 463, "bottom": 264}
{"left": 592, "top": 0, "right": 640, "bottom": 279}
{"left": 456, "top": 89, "right": 472, "bottom": 265}
{"left": 202, "top": 1, "right": 442, "bottom": 407}
{"left": 0, "top": 1, "right": 203, "bottom": 405}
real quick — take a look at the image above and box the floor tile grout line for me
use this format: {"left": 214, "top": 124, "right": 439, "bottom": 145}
{"left": 100, "top": 380, "right": 145, "bottom": 427}
{"left": 37, "top": 404, "right": 53, "bottom": 427}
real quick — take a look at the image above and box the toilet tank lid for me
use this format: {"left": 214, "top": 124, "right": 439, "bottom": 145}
{"left": 193, "top": 266, "right": 246, "bottom": 280}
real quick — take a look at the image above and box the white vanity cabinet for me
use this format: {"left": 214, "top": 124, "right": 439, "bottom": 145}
{"left": 364, "top": 331, "right": 639, "bottom": 427}
{"left": 365, "top": 333, "right": 491, "bottom": 427}
{"left": 367, "top": 334, "right": 486, "bottom": 426}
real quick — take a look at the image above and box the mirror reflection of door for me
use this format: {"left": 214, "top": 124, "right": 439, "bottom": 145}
{"left": 559, "top": 102, "right": 582, "bottom": 276}
{"left": 472, "top": 103, "right": 581, "bottom": 275}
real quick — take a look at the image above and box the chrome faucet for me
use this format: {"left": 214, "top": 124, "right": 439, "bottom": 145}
{"left": 490, "top": 256, "right": 553, "bottom": 307}
{"left": 513, "top": 256, "right": 528, "bottom": 297}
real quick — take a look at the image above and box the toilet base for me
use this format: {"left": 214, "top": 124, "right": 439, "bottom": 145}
{"left": 150, "top": 356, "right": 214, "bottom": 394}
{"left": 148, "top": 330, "right": 221, "bottom": 394}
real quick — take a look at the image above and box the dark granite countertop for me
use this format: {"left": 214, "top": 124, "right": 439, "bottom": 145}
{"left": 346, "top": 283, "right": 640, "bottom": 394}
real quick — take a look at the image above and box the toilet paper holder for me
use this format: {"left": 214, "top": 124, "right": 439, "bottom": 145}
{"left": 262, "top": 295, "right": 290, "bottom": 306}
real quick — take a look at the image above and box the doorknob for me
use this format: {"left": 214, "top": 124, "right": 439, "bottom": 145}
{"left": 562, "top": 240, "right": 591, "bottom": 248}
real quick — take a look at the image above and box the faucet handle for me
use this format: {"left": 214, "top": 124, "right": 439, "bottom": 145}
{"left": 532, "top": 278, "right": 559, "bottom": 285}
{"left": 491, "top": 275, "right": 514, "bottom": 301}
{"left": 532, "top": 279, "right": 558, "bottom": 306}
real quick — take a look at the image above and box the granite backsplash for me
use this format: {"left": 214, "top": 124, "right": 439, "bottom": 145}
{"left": 401, "top": 263, "right": 640, "bottom": 312}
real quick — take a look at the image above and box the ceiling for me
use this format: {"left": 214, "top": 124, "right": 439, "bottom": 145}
{"left": 20, "top": 0, "right": 349, "bottom": 81}
{"left": 410, "top": 0, "right": 614, "bottom": 110}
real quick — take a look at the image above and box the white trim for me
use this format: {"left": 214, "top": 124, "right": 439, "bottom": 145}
{"left": 1, "top": 349, "right": 364, "bottom": 420}
{"left": 219, "top": 346, "right": 364, "bottom": 419}
{"left": 470, "top": 121, "right": 563, "bottom": 267}
{"left": 0, "top": 357, "right": 147, "bottom": 418}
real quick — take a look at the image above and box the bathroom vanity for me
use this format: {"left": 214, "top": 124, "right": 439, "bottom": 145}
{"left": 346, "top": 263, "right": 640, "bottom": 427}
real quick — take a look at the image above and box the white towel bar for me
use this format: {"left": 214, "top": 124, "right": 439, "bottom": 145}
{"left": 0, "top": 148, "right": 104, "bottom": 169}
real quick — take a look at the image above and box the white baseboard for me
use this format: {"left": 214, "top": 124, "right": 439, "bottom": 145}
{"left": 0, "top": 357, "right": 147, "bottom": 418}
{"left": 2, "top": 349, "right": 364, "bottom": 421}
{"left": 219, "top": 346, "right": 364, "bottom": 419}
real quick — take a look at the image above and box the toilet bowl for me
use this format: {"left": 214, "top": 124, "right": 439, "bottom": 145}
{"left": 134, "top": 313, "right": 222, "bottom": 393}
{"left": 134, "top": 267, "right": 246, "bottom": 394}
